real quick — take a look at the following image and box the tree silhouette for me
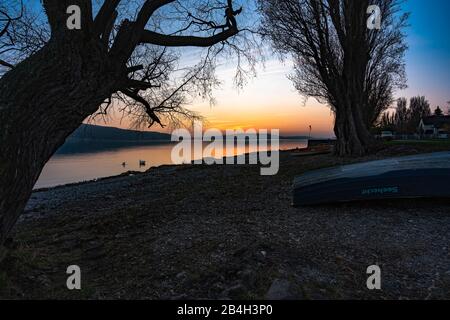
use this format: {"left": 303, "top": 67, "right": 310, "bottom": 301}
{"left": 408, "top": 96, "right": 431, "bottom": 133}
{"left": 0, "top": 1, "right": 23, "bottom": 69}
{"left": 0, "top": 0, "right": 253, "bottom": 246}
{"left": 434, "top": 106, "right": 443, "bottom": 116}
{"left": 394, "top": 97, "right": 410, "bottom": 134}
{"left": 259, "top": 0, "right": 408, "bottom": 156}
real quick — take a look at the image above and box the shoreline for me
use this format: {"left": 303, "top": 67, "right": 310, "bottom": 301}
{"left": 34, "top": 140, "right": 312, "bottom": 191}
{"left": 33, "top": 147, "right": 310, "bottom": 193}
{"left": 3, "top": 142, "right": 450, "bottom": 299}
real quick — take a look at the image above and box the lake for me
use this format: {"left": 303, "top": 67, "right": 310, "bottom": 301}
{"left": 35, "top": 139, "right": 308, "bottom": 189}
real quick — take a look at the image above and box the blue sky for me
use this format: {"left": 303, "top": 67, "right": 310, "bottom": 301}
{"left": 187, "top": 0, "right": 450, "bottom": 136}
{"left": 22, "top": 0, "right": 450, "bottom": 136}
{"left": 401, "top": 0, "right": 450, "bottom": 108}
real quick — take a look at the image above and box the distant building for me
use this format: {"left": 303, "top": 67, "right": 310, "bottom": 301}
{"left": 418, "top": 116, "right": 450, "bottom": 139}
{"left": 381, "top": 131, "right": 394, "bottom": 140}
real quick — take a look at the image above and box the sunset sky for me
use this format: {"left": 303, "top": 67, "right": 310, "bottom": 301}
{"left": 93, "top": 0, "right": 450, "bottom": 138}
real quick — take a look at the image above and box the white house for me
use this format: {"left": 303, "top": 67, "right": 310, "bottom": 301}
{"left": 418, "top": 116, "right": 450, "bottom": 139}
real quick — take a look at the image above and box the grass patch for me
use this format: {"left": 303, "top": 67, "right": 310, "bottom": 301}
{"left": 386, "top": 140, "right": 450, "bottom": 147}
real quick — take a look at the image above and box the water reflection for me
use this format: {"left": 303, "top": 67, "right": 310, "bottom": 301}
{"left": 35, "top": 139, "right": 307, "bottom": 189}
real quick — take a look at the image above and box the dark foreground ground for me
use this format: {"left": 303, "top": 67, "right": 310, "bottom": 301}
{"left": 1, "top": 142, "right": 450, "bottom": 299}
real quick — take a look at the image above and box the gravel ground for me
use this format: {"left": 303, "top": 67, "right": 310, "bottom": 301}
{"left": 1, "top": 145, "right": 450, "bottom": 300}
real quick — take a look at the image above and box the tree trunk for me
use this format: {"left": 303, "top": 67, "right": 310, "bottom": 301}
{"left": 333, "top": 11, "right": 377, "bottom": 158}
{"left": 0, "top": 39, "right": 120, "bottom": 246}
{"left": 333, "top": 100, "right": 376, "bottom": 157}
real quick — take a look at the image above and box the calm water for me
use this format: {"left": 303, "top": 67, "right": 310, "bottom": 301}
{"left": 35, "top": 139, "right": 307, "bottom": 189}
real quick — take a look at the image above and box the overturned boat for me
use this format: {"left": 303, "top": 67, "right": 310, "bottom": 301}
{"left": 293, "top": 152, "right": 450, "bottom": 206}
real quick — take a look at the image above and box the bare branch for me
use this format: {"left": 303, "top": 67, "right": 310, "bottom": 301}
{"left": 93, "top": 0, "right": 121, "bottom": 36}
{"left": 140, "top": 27, "right": 238, "bottom": 47}
{"left": 0, "top": 58, "right": 13, "bottom": 68}
{"left": 121, "top": 88, "right": 164, "bottom": 127}
{"left": 135, "top": 0, "right": 175, "bottom": 30}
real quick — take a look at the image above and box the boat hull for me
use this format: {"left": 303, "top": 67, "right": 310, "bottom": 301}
{"left": 292, "top": 152, "right": 450, "bottom": 206}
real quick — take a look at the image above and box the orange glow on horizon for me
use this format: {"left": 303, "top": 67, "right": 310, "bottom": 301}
{"left": 88, "top": 59, "right": 339, "bottom": 138}
{"left": 89, "top": 100, "right": 335, "bottom": 138}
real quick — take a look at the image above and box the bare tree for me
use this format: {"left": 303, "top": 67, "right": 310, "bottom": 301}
{"left": 379, "top": 111, "right": 395, "bottom": 131}
{"left": 259, "top": 0, "right": 408, "bottom": 156}
{"left": 0, "top": 0, "right": 256, "bottom": 246}
{"left": 434, "top": 106, "right": 443, "bottom": 117}
{"left": 408, "top": 96, "right": 431, "bottom": 133}
{"left": 0, "top": 0, "right": 24, "bottom": 69}
{"left": 394, "top": 97, "right": 409, "bottom": 134}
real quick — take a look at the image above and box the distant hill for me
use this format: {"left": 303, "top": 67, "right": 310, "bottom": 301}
{"left": 55, "top": 124, "right": 172, "bottom": 154}
{"left": 68, "top": 124, "right": 171, "bottom": 141}
{"left": 279, "top": 135, "right": 310, "bottom": 140}
{"left": 68, "top": 125, "right": 316, "bottom": 141}
{"left": 57, "top": 124, "right": 321, "bottom": 155}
